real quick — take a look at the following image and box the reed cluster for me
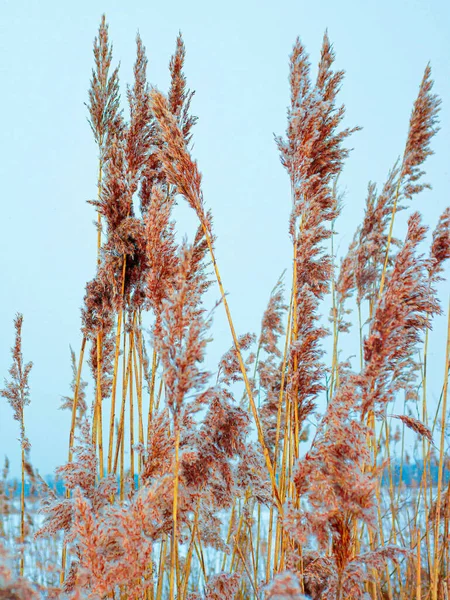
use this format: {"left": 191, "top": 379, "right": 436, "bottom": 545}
{"left": 1, "top": 15, "right": 449, "bottom": 600}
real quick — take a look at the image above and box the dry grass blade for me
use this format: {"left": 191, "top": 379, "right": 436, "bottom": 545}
{"left": 390, "top": 414, "right": 434, "bottom": 445}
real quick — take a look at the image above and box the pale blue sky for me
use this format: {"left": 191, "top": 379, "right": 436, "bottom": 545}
{"left": 0, "top": 0, "right": 449, "bottom": 476}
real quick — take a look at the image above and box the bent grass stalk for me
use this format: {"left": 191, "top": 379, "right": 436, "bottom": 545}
{"left": 201, "top": 224, "right": 283, "bottom": 512}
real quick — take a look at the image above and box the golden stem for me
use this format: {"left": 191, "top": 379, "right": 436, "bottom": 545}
{"left": 147, "top": 347, "right": 158, "bottom": 441}
{"left": 378, "top": 179, "right": 401, "bottom": 299}
{"left": 20, "top": 444, "right": 25, "bottom": 577}
{"left": 61, "top": 336, "right": 87, "bottom": 583}
{"left": 129, "top": 327, "right": 135, "bottom": 488}
{"left": 113, "top": 323, "right": 132, "bottom": 475}
{"left": 155, "top": 536, "right": 167, "bottom": 600}
{"left": 169, "top": 423, "right": 180, "bottom": 600}
{"left": 431, "top": 300, "right": 450, "bottom": 600}
{"left": 202, "top": 225, "right": 282, "bottom": 512}
{"left": 108, "top": 310, "right": 123, "bottom": 474}
{"left": 416, "top": 527, "right": 422, "bottom": 600}
{"left": 181, "top": 505, "right": 200, "bottom": 600}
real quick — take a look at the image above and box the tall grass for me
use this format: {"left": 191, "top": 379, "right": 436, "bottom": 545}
{"left": 1, "top": 15, "right": 449, "bottom": 600}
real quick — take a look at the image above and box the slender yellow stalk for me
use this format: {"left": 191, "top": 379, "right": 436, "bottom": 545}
{"left": 273, "top": 268, "right": 295, "bottom": 470}
{"left": 129, "top": 328, "right": 135, "bottom": 488}
{"left": 61, "top": 336, "right": 87, "bottom": 583}
{"left": 156, "top": 536, "right": 167, "bottom": 600}
{"left": 201, "top": 225, "right": 282, "bottom": 512}
{"left": 120, "top": 415, "right": 125, "bottom": 501}
{"left": 68, "top": 337, "right": 87, "bottom": 461}
{"left": 431, "top": 300, "right": 450, "bottom": 600}
{"left": 267, "top": 269, "right": 295, "bottom": 579}
{"left": 155, "top": 377, "right": 164, "bottom": 412}
{"left": 108, "top": 310, "right": 123, "bottom": 473}
{"left": 113, "top": 325, "right": 132, "bottom": 474}
{"left": 221, "top": 499, "right": 236, "bottom": 571}
{"left": 169, "top": 424, "right": 180, "bottom": 600}
{"left": 181, "top": 503, "right": 200, "bottom": 600}
{"left": 132, "top": 326, "right": 144, "bottom": 475}
{"left": 195, "top": 532, "right": 208, "bottom": 584}
{"left": 329, "top": 216, "right": 339, "bottom": 400}
{"left": 273, "top": 515, "right": 284, "bottom": 574}
{"left": 92, "top": 331, "right": 104, "bottom": 478}
{"left": 93, "top": 156, "right": 105, "bottom": 478}
{"left": 419, "top": 331, "right": 433, "bottom": 579}
{"left": 20, "top": 444, "right": 25, "bottom": 576}
{"left": 97, "top": 157, "right": 103, "bottom": 262}
{"left": 147, "top": 348, "right": 158, "bottom": 440}
{"left": 384, "top": 418, "right": 397, "bottom": 545}
{"left": 255, "top": 503, "right": 262, "bottom": 585}
{"left": 378, "top": 179, "right": 402, "bottom": 299}
{"left": 230, "top": 492, "right": 250, "bottom": 571}
{"left": 133, "top": 318, "right": 145, "bottom": 446}
{"left": 234, "top": 535, "right": 259, "bottom": 598}
{"left": 279, "top": 384, "right": 291, "bottom": 503}
{"left": 265, "top": 505, "right": 274, "bottom": 583}
{"left": 246, "top": 504, "right": 258, "bottom": 585}
{"left": 416, "top": 527, "right": 422, "bottom": 600}
{"left": 291, "top": 243, "right": 300, "bottom": 461}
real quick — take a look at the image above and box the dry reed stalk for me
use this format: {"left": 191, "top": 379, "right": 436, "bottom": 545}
{"left": 120, "top": 413, "right": 125, "bottom": 502}
{"left": 68, "top": 337, "right": 87, "bottom": 461}
{"left": 113, "top": 323, "right": 132, "bottom": 476}
{"left": 234, "top": 536, "right": 259, "bottom": 597}
{"left": 221, "top": 499, "right": 237, "bottom": 571}
{"left": 290, "top": 237, "right": 301, "bottom": 463}
{"left": 154, "top": 377, "right": 164, "bottom": 413}
{"left": 155, "top": 536, "right": 167, "bottom": 600}
{"left": 255, "top": 503, "right": 262, "bottom": 579}
{"left": 169, "top": 423, "right": 180, "bottom": 600}
{"left": 263, "top": 272, "right": 294, "bottom": 578}
{"left": 328, "top": 179, "right": 346, "bottom": 403}
{"left": 129, "top": 326, "right": 135, "bottom": 487}
{"left": 194, "top": 533, "right": 208, "bottom": 585}
{"left": 431, "top": 302, "right": 450, "bottom": 600}
{"left": 92, "top": 331, "right": 104, "bottom": 479}
{"left": 206, "top": 231, "right": 282, "bottom": 511}
{"left": 132, "top": 323, "right": 145, "bottom": 474}
{"left": 147, "top": 348, "right": 158, "bottom": 438}
{"left": 266, "top": 505, "right": 275, "bottom": 583}
{"left": 415, "top": 527, "right": 422, "bottom": 600}
{"left": 107, "top": 309, "right": 123, "bottom": 473}
{"left": 420, "top": 329, "right": 432, "bottom": 566}
{"left": 86, "top": 16, "right": 121, "bottom": 482}
{"left": 414, "top": 385, "right": 444, "bottom": 580}
{"left": 1, "top": 315, "right": 33, "bottom": 577}
{"left": 92, "top": 165, "right": 104, "bottom": 473}
{"left": 59, "top": 336, "right": 87, "bottom": 583}
{"left": 273, "top": 267, "right": 295, "bottom": 471}
{"left": 378, "top": 179, "right": 402, "bottom": 299}
{"left": 19, "top": 435, "right": 25, "bottom": 575}
{"left": 180, "top": 501, "right": 200, "bottom": 599}
{"left": 229, "top": 490, "right": 252, "bottom": 572}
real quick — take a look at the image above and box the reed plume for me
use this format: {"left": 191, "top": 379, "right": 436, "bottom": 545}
{"left": 1, "top": 314, "right": 32, "bottom": 576}
{"left": 361, "top": 212, "right": 441, "bottom": 417}
{"left": 276, "top": 33, "right": 359, "bottom": 448}
{"left": 86, "top": 14, "right": 122, "bottom": 158}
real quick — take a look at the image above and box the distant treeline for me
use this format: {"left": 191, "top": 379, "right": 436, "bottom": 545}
{"left": 2, "top": 462, "right": 449, "bottom": 498}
